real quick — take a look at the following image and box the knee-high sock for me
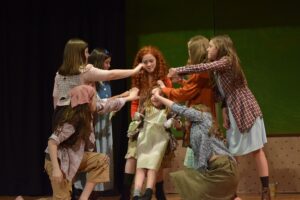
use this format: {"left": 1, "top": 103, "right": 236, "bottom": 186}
{"left": 260, "top": 176, "right": 269, "bottom": 188}
{"left": 155, "top": 181, "right": 166, "bottom": 200}
{"left": 119, "top": 173, "right": 135, "bottom": 200}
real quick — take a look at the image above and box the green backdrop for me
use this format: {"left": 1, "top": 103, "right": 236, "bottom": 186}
{"left": 125, "top": 0, "right": 300, "bottom": 135}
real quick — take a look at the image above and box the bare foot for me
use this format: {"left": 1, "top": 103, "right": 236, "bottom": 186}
{"left": 234, "top": 197, "right": 242, "bottom": 200}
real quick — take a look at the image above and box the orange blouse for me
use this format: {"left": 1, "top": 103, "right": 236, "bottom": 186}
{"left": 161, "top": 72, "right": 216, "bottom": 118}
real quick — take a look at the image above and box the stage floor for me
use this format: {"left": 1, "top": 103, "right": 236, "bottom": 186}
{"left": 1, "top": 193, "right": 300, "bottom": 200}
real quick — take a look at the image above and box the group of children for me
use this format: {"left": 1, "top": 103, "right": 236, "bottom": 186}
{"left": 45, "top": 35, "right": 271, "bottom": 200}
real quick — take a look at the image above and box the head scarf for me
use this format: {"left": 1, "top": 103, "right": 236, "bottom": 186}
{"left": 68, "top": 85, "right": 96, "bottom": 108}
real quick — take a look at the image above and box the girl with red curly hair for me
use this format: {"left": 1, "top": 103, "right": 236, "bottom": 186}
{"left": 120, "top": 46, "right": 172, "bottom": 200}
{"left": 130, "top": 46, "right": 172, "bottom": 117}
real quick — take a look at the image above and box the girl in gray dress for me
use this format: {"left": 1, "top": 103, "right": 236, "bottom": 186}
{"left": 152, "top": 88, "right": 239, "bottom": 200}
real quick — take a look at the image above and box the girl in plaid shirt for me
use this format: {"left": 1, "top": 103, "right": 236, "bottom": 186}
{"left": 168, "top": 35, "right": 271, "bottom": 200}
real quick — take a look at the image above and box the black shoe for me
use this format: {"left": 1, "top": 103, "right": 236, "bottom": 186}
{"left": 138, "top": 188, "right": 153, "bottom": 200}
{"left": 261, "top": 187, "right": 271, "bottom": 200}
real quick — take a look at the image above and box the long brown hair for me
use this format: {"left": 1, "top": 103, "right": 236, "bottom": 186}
{"left": 210, "top": 35, "right": 247, "bottom": 86}
{"left": 188, "top": 35, "right": 209, "bottom": 65}
{"left": 131, "top": 46, "right": 169, "bottom": 107}
{"left": 88, "top": 48, "right": 111, "bottom": 69}
{"left": 58, "top": 38, "right": 88, "bottom": 76}
{"left": 187, "top": 35, "right": 214, "bottom": 85}
{"left": 88, "top": 48, "right": 111, "bottom": 91}
{"left": 52, "top": 104, "right": 92, "bottom": 149}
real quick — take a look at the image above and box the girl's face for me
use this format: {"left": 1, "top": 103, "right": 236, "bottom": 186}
{"left": 84, "top": 48, "right": 89, "bottom": 64}
{"left": 103, "top": 57, "right": 111, "bottom": 70}
{"left": 142, "top": 53, "right": 157, "bottom": 73}
{"left": 150, "top": 94, "right": 163, "bottom": 108}
{"left": 207, "top": 41, "right": 218, "bottom": 61}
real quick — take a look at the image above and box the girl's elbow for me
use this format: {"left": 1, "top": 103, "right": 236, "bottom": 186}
{"left": 48, "top": 139, "right": 57, "bottom": 146}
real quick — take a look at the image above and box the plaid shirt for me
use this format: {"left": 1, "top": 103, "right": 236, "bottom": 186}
{"left": 175, "top": 57, "right": 262, "bottom": 133}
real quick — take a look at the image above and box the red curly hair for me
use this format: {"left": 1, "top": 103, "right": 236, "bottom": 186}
{"left": 131, "top": 46, "right": 169, "bottom": 103}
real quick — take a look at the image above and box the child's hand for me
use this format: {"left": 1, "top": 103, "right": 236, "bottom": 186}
{"left": 128, "top": 87, "right": 139, "bottom": 101}
{"left": 157, "top": 80, "right": 166, "bottom": 88}
{"left": 170, "top": 75, "right": 183, "bottom": 84}
{"left": 151, "top": 87, "right": 161, "bottom": 97}
{"left": 134, "top": 63, "right": 145, "bottom": 73}
{"left": 168, "top": 68, "right": 178, "bottom": 78}
{"left": 52, "top": 167, "right": 63, "bottom": 183}
{"left": 103, "top": 155, "right": 110, "bottom": 165}
{"left": 130, "top": 87, "right": 139, "bottom": 92}
{"left": 173, "top": 119, "right": 183, "bottom": 130}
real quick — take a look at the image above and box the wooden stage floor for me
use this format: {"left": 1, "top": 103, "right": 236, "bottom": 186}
{"left": 1, "top": 193, "right": 300, "bottom": 200}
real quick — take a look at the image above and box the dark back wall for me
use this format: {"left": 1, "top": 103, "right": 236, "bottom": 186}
{"left": 0, "top": 0, "right": 128, "bottom": 195}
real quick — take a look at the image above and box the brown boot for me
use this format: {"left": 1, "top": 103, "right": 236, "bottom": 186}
{"left": 261, "top": 187, "right": 271, "bottom": 200}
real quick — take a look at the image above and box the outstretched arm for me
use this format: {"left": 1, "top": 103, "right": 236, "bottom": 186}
{"left": 159, "top": 74, "right": 210, "bottom": 103}
{"left": 168, "top": 57, "right": 230, "bottom": 77}
{"left": 122, "top": 87, "right": 139, "bottom": 102}
{"left": 97, "top": 87, "right": 139, "bottom": 114}
{"left": 85, "top": 63, "right": 144, "bottom": 82}
{"left": 110, "top": 91, "right": 130, "bottom": 99}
